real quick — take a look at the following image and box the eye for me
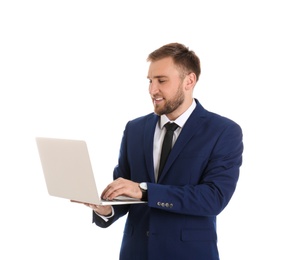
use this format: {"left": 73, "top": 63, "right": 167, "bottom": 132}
{"left": 158, "top": 79, "right": 166, "bottom": 84}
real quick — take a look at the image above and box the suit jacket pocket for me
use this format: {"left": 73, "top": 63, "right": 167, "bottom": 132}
{"left": 181, "top": 228, "right": 217, "bottom": 242}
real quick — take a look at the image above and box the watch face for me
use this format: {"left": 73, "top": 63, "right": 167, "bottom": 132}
{"left": 140, "top": 182, "right": 147, "bottom": 190}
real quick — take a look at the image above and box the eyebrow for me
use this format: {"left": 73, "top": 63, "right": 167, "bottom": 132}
{"left": 147, "top": 75, "right": 168, "bottom": 79}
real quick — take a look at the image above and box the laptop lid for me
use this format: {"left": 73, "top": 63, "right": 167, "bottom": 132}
{"left": 36, "top": 137, "right": 145, "bottom": 205}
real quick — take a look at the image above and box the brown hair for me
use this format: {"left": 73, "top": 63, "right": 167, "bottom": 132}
{"left": 147, "top": 42, "right": 201, "bottom": 81}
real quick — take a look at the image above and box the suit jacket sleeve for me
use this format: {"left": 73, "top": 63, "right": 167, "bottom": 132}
{"left": 147, "top": 118, "right": 243, "bottom": 216}
{"left": 92, "top": 211, "right": 115, "bottom": 228}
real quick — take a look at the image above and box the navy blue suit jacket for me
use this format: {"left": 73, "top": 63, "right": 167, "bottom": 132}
{"left": 93, "top": 99, "right": 243, "bottom": 260}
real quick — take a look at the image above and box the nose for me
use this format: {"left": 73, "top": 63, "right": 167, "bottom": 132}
{"left": 149, "top": 82, "right": 159, "bottom": 95}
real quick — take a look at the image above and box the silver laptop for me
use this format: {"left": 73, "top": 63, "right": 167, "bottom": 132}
{"left": 36, "top": 137, "right": 146, "bottom": 205}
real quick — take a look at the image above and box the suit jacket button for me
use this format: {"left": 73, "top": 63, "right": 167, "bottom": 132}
{"left": 157, "top": 202, "right": 161, "bottom": 206}
{"left": 161, "top": 202, "right": 165, "bottom": 207}
{"left": 165, "top": 203, "right": 169, "bottom": 207}
{"left": 146, "top": 231, "right": 149, "bottom": 237}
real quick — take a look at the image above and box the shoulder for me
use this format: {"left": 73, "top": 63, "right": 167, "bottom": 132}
{"left": 194, "top": 99, "right": 243, "bottom": 138}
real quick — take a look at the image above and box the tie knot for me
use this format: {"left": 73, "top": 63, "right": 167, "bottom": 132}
{"left": 164, "top": 122, "right": 178, "bottom": 132}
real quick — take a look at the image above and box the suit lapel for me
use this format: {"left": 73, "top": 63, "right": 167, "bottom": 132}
{"left": 143, "top": 114, "right": 159, "bottom": 183}
{"left": 158, "top": 101, "right": 207, "bottom": 182}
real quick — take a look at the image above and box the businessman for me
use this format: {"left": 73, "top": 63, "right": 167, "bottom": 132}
{"left": 82, "top": 42, "right": 243, "bottom": 260}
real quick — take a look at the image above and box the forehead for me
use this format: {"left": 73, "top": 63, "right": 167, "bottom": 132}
{"left": 147, "top": 57, "right": 180, "bottom": 78}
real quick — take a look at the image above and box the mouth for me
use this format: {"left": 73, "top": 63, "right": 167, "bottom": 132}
{"left": 153, "top": 97, "right": 164, "bottom": 105}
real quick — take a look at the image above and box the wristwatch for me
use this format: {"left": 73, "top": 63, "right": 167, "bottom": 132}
{"left": 139, "top": 182, "right": 148, "bottom": 201}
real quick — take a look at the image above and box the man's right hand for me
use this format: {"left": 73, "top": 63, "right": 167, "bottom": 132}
{"left": 70, "top": 200, "right": 112, "bottom": 216}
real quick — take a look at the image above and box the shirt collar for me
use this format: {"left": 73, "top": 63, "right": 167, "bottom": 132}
{"left": 159, "top": 99, "right": 196, "bottom": 129}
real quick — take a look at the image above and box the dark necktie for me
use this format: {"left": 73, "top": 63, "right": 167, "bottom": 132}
{"left": 158, "top": 122, "right": 179, "bottom": 178}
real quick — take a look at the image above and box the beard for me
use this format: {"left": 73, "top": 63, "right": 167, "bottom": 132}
{"left": 154, "top": 84, "right": 185, "bottom": 116}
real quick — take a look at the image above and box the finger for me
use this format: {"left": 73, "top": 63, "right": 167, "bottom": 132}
{"left": 90, "top": 204, "right": 99, "bottom": 210}
{"left": 103, "top": 187, "right": 126, "bottom": 200}
{"left": 102, "top": 180, "right": 125, "bottom": 199}
{"left": 101, "top": 185, "right": 117, "bottom": 199}
{"left": 85, "top": 203, "right": 101, "bottom": 211}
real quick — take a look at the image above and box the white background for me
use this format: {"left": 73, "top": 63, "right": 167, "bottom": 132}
{"left": 1, "top": 1, "right": 280, "bottom": 259}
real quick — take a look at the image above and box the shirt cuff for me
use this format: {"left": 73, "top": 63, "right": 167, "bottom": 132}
{"left": 94, "top": 206, "right": 114, "bottom": 222}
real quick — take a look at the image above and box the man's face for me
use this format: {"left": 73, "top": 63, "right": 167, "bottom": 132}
{"left": 147, "top": 57, "right": 185, "bottom": 119}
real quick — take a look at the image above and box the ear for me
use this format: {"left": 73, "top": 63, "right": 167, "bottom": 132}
{"left": 184, "top": 72, "right": 197, "bottom": 90}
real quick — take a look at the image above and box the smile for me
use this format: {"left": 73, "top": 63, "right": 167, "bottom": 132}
{"left": 153, "top": 97, "right": 164, "bottom": 104}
